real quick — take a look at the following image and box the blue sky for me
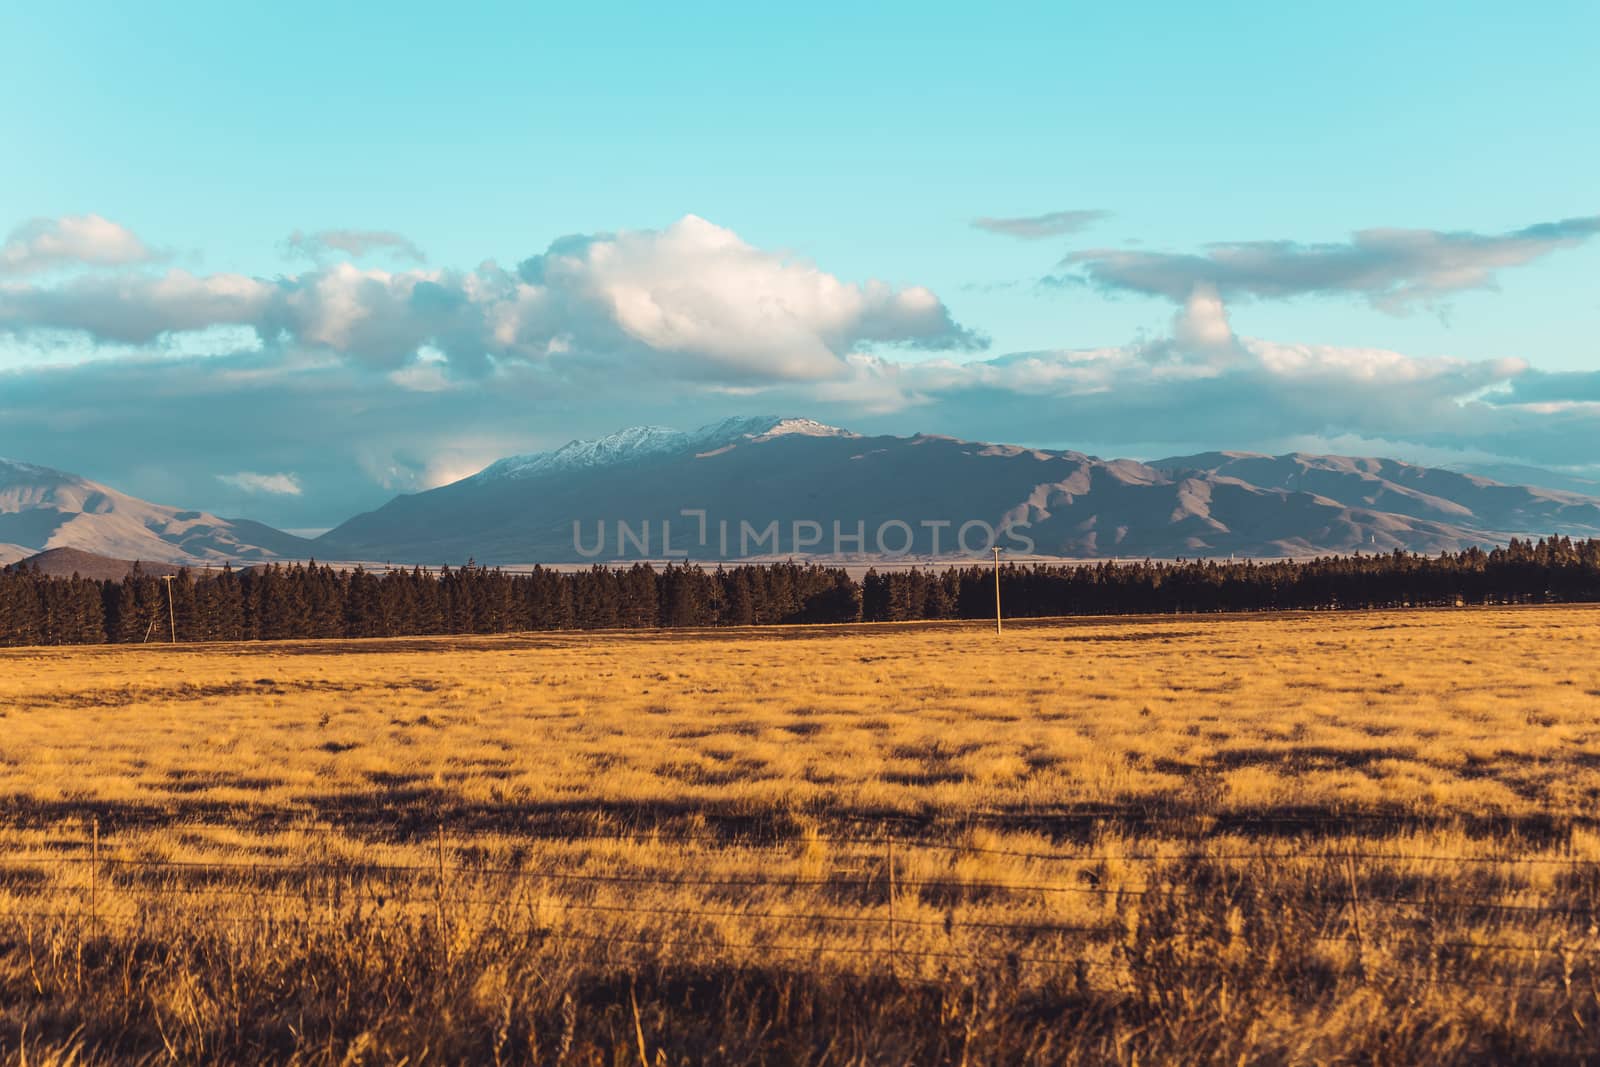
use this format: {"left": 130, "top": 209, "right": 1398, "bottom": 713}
{"left": 2, "top": 2, "right": 1597, "bottom": 527}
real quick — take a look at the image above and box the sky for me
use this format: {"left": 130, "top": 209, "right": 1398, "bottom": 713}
{"left": 2, "top": 1, "right": 1597, "bottom": 530}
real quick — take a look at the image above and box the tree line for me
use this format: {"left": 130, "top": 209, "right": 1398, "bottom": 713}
{"left": 3, "top": 537, "right": 1599, "bottom": 647}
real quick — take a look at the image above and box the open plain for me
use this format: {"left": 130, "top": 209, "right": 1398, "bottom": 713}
{"left": 4, "top": 606, "right": 1600, "bottom": 1064}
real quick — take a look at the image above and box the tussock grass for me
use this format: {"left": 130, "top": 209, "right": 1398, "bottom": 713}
{"left": 2, "top": 606, "right": 1600, "bottom": 1063}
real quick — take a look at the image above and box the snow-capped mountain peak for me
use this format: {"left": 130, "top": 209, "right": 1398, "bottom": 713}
{"left": 743, "top": 417, "right": 856, "bottom": 441}
{"left": 472, "top": 416, "right": 856, "bottom": 481}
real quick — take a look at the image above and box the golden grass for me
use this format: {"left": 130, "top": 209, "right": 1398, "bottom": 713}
{"left": 3, "top": 606, "right": 1600, "bottom": 1063}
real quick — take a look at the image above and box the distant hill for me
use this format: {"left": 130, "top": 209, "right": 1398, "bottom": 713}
{"left": 8, "top": 547, "right": 186, "bottom": 581}
{"left": 1149, "top": 451, "right": 1600, "bottom": 550}
{"left": 1446, "top": 461, "right": 1600, "bottom": 499}
{"left": 0, "top": 458, "right": 316, "bottom": 565}
{"left": 313, "top": 417, "right": 1600, "bottom": 563}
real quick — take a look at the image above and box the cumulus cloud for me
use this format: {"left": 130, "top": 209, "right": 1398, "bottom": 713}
{"left": 1, "top": 215, "right": 983, "bottom": 383}
{"left": 1063, "top": 214, "right": 1600, "bottom": 312}
{"left": 216, "top": 471, "right": 303, "bottom": 495}
{"left": 972, "top": 209, "right": 1109, "bottom": 240}
{"left": 284, "top": 229, "right": 427, "bottom": 264}
{"left": 0, "top": 214, "right": 157, "bottom": 277}
{"left": 1170, "top": 284, "right": 1235, "bottom": 353}
{"left": 512, "top": 215, "right": 985, "bottom": 379}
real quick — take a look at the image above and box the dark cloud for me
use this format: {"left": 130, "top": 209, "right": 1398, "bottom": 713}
{"left": 972, "top": 210, "right": 1110, "bottom": 240}
{"left": 1062, "top": 214, "right": 1600, "bottom": 312}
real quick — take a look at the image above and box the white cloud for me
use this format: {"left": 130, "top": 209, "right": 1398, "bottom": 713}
{"left": 507, "top": 215, "right": 984, "bottom": 380}
{"left": 0, "top": 214, "right": 157, "bottom": 277}
{"left": 216, "top": 471, "right": 303, "bottom": 495}
{"left": 354, "top": 437, "right": 522, "bottom": 493}
{"left": 0, "top": 214, "right": 983, "bottom": 383}
{"left": 388, "top": 357, "right": 455, "bottom": 393}
{"left": 1171, "top": 284, "right": 1235, "bottom": 352}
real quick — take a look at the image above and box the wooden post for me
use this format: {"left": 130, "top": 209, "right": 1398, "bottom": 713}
{"left": 886, "top": 833, "right": 898, "bottom": 977}
{"left": 1345, "top": 852, "right": 1365, "bottom": 979}
{"left": 90, "top": 817, "right": 99, "bottom": 925}
{"left": 161, "top": 574, "right": 177, "bottom": 644}
{"left": 436, "top": 823, "right": 448, "bottom": 955}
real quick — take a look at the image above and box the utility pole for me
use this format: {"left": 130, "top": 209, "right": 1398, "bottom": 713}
{"left": 991, "top": 544, "right": 1004, "bottom": 635}
{"left": 160, "top": 574, "right": 177, "bottom": 644}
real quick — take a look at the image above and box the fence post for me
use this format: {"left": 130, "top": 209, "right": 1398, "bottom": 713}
{"left": 90, "top": 816, "right": 99, "bottom": 926}
{"left": 886, "top": 832, "right": 898, "bottom": 978}
{"left": 436, "top": 823, "right": 448, "bottom": 960}
{"left": 328, "top": 823, "right": 340, "bottom": 927}
{"left": 1345, "top": 852, "right": 1366, "bottom": 980}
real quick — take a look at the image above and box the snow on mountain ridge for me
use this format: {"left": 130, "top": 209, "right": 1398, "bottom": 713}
{"left": 0, "top": 457, "right": 77, "bottom": 483}
{"left": 748, "top": 417, "right": 857, "bottom": 440}
{"left": 472, "top": 416, "right": 856, "bottom": 481}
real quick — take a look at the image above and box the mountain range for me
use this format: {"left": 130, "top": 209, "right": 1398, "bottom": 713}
{"left": 6, "top": 417, "right": 1600, "bottom": 569}
{"left": 0, "top": 458, "right": 315, "bottom": 568}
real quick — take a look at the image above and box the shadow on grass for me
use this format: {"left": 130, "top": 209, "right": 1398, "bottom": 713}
{"left": 2, "top": 789, "right": 1591, "bottom": 850}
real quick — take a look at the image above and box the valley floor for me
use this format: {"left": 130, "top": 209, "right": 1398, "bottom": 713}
{"left": 2, "top": 606, "right": 1600, "bottom": 1063}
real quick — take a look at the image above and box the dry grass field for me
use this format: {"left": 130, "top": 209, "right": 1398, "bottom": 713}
{"left": 4, "top": 606, "right": 1600, "bottom": 1064}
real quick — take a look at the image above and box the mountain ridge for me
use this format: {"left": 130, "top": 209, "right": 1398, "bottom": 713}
{"left": 313, "top": 422, "right": 1600, "bottom": 563}
{"left": 7, "top": 422, "right": 1600, "bottom": 567}
{"left": 471, "top": 416, "right": 856, "bottom": 482}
